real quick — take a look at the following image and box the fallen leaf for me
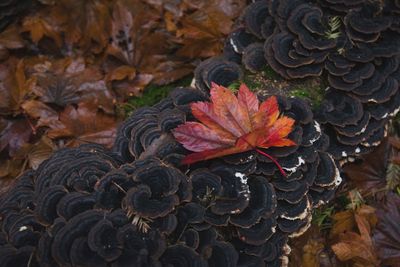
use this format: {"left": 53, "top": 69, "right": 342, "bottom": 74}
{"left": 15, "top": 136, "right": 56, "bottom": 170}
{"left": 21, "top": 100, "right": 60, "bottom": 128}
{"left": 343, "top": 138, "right": 390, "bottom": 197}
{"left": 30, "top": 57, "right": 115, "bottom": 113}
{"left": 330, "top": 204, "right": 377, "bottom": 238}
{"left": 289, "top": 224, "right": 339, "bottom": 267}
{"left": 47, "top": 102, "right": 117, "bottom": 148}
{"left": 21, "top": 14, "right": 62, "bottom": 46}
{"left": 373, "top": 193, "right": 400, "bottom": 266}
{"left": 176, "top": 9, "right": 233, "bottom": 58}
{"left": 106, "top": 65, "right": 136, "bottom": 82}
{"left": 172, "top": 83, "right": 296, "bottom": 167}
{"left": 0, "top": 58, "right": 36, "bottom": 115}
{"left": 0, "top": 118, "right": 33, "bottom": 157}
{"left": 53, "top": 0, "right": 112, "bottom": 52}
{"left": 0, "top": 158, "right": 26, "bottom": 188}
{"left": 0, "top": 24, "right": 25, "bottom": 60}
{"left": 332, "top": 214, "right": 380, "bottom": 267}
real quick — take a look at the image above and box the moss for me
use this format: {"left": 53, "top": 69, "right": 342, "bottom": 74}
{"left": 312, "top": 205, "right": 334, "bottom": 230}
{"left": 261, "top": 65, "right": 282, "bottom": 81}
{"left": 288, "top": 81, "right": 326, "bottom": 109}
{"left": 121, "top": 75, "right": 193, "bottom": 117}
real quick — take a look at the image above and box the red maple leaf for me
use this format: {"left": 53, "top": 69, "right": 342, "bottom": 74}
{"left": 172, "top": 83, "right": 296, "bottom": 175}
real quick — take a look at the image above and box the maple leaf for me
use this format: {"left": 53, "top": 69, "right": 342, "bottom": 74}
{"left": 0, "top": 58, "right": 36, "bottom": 115}
{"left": 47, "top": 102, "right": 117, "bottom": 148}
{"left": 172, "top": 83, "right": 296, "bottom": 173}
{"left": 330, "top": 204, "right": 377, "bottom": 239}
{"left": 343, "top": 138, "right": 390, "bottom": 197}
{"left": 175, "top": 9, "right": 233, "bottom": 58}
{"left": 373, "top": 193, "right": 400, "bottom": 266}
{"left": 332, "top": 214, "right": 380, "bottom": 267}
{"left": 30, "top": 57, "right": 115, "bottom": 113}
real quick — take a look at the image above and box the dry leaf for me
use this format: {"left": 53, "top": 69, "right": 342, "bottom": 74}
{"left": 30, "top": 57, "right": 115, "bottom": 113}
{"left": 373, "top": 193, "right": 400, "bottom": 266}
{"left": 343, "top": 138, "right": 390, "bottom": 196}
{"left": 0, "top": 118, "right": 33, "bottom": 157}
{"left": 47, "top": 102, "right": 117, "bottom": 148}
{"left": 21, "top": 100, "right": 60, "bottom": 128}
{"left": 53, "top": 0, "right": 112, "bottom": 52}
{"left": 289, "top": 224, "right": 339, "bottom": 267}
{"left": 330, "top": 204, "right": 377, "bottom": 238}
{"left": 176, "top": 9, "right": 233, "bottom": 58}
{"left": 332, "top": 214, "right": 380, "bottom": 267}
{"left": 0, "top": 58, "right": 36, "bottom": 115}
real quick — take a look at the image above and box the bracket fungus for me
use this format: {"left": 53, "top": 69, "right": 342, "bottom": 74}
{"left": 0, "top": 83, "right": 341, "bottom": 266}
{"left": 191, "top": 0, "right": 400, "bottom": 164}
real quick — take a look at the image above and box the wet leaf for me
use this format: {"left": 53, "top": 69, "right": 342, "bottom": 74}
{"left": 289, "top": 224, "right": 339, "bottom": 267}
{"left": 52, "top": 0, "right": 112, "bottom": 52}
{"left": 332, "top": 214, "right": 380, "bottom": 267}
{"left": 173, "top": 83, "right": 296, "bottom": 165}
{"left": 21, "top": 100, "right": 60, "bottom": 128}
{"left": 373, "top": 193, "right": 400, "bottom": 266}
{"left": 47, "top": 102, "right": 117, "bottom": 148}
{"left": 0, "top": 24, "right": 25, "bottom": 60}
{"left": 176, "top": 9, "right": 233, "bottom": 58}
{"left": 0, "top": 118, "right": 33, "bottom": 157}
{"left": 0, "top": 58, "right": 36, "bottom": 115}
{"left": 30, "top": 57, "right": 115, "bottom": 113}
{"left": 21, "top": 14, "right": 62, "bottom": 46}
{"left": 330, "top": 204, "right": 377, "bottom": 239}
{"left": 15, "top": 136, "right": 56, "bottom": 170}
{"left": 343, "top": 138, "right": 390, "bottom": 196}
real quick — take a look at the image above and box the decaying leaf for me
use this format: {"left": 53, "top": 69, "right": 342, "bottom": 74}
{"left": 373, "top": 193, "right": 400, "bottom": 266}
{"left": 332, "top": 213, "right": 380, "bottom": 267}
{"left": 0, "top": 58, "right": 36, "bottom": 115}
{"left": 30, "top": 57, "right": 115, "bottom": 112}
{"left": 22, "top": 14, "right": 62, "bottom": 47}
{"left": 0, "top": 118, "right": 33, "bottom": 157}
{"left": 289, "top": 224, "right": 338, "bottom": 267}
{"left": 21, "top": 100, "right": 60, "bottom": 128}
{"left": 176, "top": 9, "right": 233, "bottom": 58}
{"left": 343, "top": 138, "right": 390, "bottom": 197}
{"left": 47, "top": 102, "right": 117, "bottom": 148}
{"left": 173, "top": 83, "right": 296, "bottom": 168}
{"left": 330, "top": 204, "right": 377, "bottom": 238}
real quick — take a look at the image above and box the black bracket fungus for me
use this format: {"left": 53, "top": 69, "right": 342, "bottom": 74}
{"left": 0, "top": 84, "right": 341, "bottom": 266}
{"left": 193, "top": 0, "right": 400, "bottom": 165}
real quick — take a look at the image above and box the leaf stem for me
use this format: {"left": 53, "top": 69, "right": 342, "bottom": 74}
{"left": 238, "top": 136, "right": 287, "bottom": 177}
{"left": 255, "top": 148, "right": 286, "bottom": 177}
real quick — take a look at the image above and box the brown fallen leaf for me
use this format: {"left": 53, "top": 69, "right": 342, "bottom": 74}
{"left": 330, "top": 204, "right": 377, "bottom": 239}
{"left": 21, "top": 100, "right": 60, "bottom": 129}
{"left": 51, "top": 0, "right": 112, "bottom": 52}
{"left": 289, "top": 224, "right": 339, "bottom": 267}
{"left": 332, "top": 213, "right": 380, "bottom": 267}
{"left": 175, "top": 9, "right": 233, "bottom": 58}
{"left": 0, "top": 118, "right": 33, "bottom": 157}
{"left": 22, "top": 14, "right": 62, "bottom": 47}
{"left": 29, "top": 57, "right": 115, "bottom": 113}
{"left": 15, "top": 135, "right": 56, "bottom": 170}
{"left": 0, "top": 24, "right": 25, "bottom": 60}
{"left": 343, "top": 138, "right": 390, "bottom": 197}
{"left": 0, "top": 158, "right": 26, "bottom": 190}
{"left": 0, "top": 58, "right": 36, "bottom": 115}
{"left": 106, "top": 65, "right": 136, "bottom": 82}
{"left": 373, "top": 193, "right": 400, "bottom": 267}
{"left": 47, "top": 102, "right": 117, "bottom": 148}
